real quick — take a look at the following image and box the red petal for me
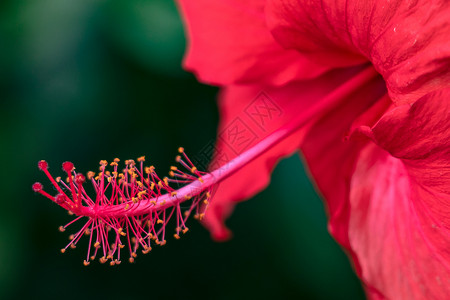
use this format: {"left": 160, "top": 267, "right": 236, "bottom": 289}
{"left": 176, "top": 0, "right": 331, "bottom": 86}
{"left": 353, "top": 89, "right": 450, "bottom": 299}
{"left": 302, "top": 89, "right": 450, "bottom": 299}
{"left": 267, "top": 0, "right": 450, "bottom": 104}
{"left": 299, "top": 75, "right": 388, "bottom": 250}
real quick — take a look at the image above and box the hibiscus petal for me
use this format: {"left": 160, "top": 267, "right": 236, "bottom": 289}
{"left": 298, "top": 74, "right": 387, "bottom": 249}
{"left": 204, "top": 66, "right": 383, "bottom": 240}
{"left": 267, "top": 0, "right": 450, "bottom": 104}
{"left": 348, "top": 89, "right": 450, "bottom": 299}
{"left": 176, "top": 0, "right": 331, "bottom": 87}
{"left": 302, "top": 89, "right": 450, "bottom": 299}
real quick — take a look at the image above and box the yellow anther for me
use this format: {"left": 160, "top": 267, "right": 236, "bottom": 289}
{"left": 159, "top": 240, "right": 167, "bottom": 246}
{"left": 170, "top": 166, "right": 177, "bottom": 171}
{"left": 94, "top": 242, "right": 100, "bottom": 248}
{"left": 150, "top": 182, "right": 155, "bottom": 190}
{"left": 206, "top": 191, "right": 211, "bottom": 198}
{"left": 119, "top": 244, "right": 125, "bottom": 249}
{"left": 128, "top": 169, "right": 135, "bottom": 175}
{"left": 169, "top": 171, "right": 175, "bottom": 177}
{"left": 99, "top": 160, "right": 108, "bottom": 166}
{"left": 184, "top": 211, "right": 190, "bottom": 217}
{"left": 157, "top": 219, "right": 164, "bottom": 224}
{"left": 132, "top": 197, "right": 138, "bottom": 203}
{"left": 107, "top": 254, "right": 113, "bottom": 260}
{"left": 158, "top": 181, "right": 163, "bottom": 188}
{"left": 56, "top": 177, "right": 61, "bottom": 182}
{"left": 191, "top": 167, "right": 197, "bottom": 173}
{"left": 69, "top": 234, "right": 75, "bottom": 240}
{"left": 94, "top": 176, "right": 99, "bottom": 181}
{"left": 175, "top": 155, "right": 181, "bottom": 162}
{"left": 178, "top": 147, "right": 184, "bottom": 153}
{"left": 115, "top": 259, "right": 121, "bottom": 265}
{"left": 142, "top": 247, "right": 152, "bottom": 254}
{"left": 199, "top": 213, "right": 205, "bottom": 220}
{"left": 83, "top": 260, "right": 90, "bottom": 266}
{"left": 84, "top": 229, "right": 90, "bottom": 236}
{"left": 198, "top": 177, "right": 204, "bottom": 183}
{"left": 110, "top": 162, "right": 118, "bottom": 166}
{"left": 137, "top": 181, "right": 144, "bottom": 187}
{"left": 87, "top": 171, "right": 95, "bottom": 180}
{"left": 163, "top": 177, "right": 169, "bottom": 185}
{"left": 124, "top": 204, "right": 130, "bottom": 210}
{"left": 109, "top": 261, "right": 115, "bottom": 266}
{"left": 171, "top": 191, "right": 178, "bottom": 197}
{"left": 59, "top": 226, "right": 65, "bottom": 232}
{"left": 90, "top": 255, "right": 96, "bottom": 260}
{"left": 60, "top": 249, "right": 66, "bottom": 254}
{"left": 137, "top": 156, "right": 145, "bottom": 162}
{"left": 114, "top": 158, "right": 120, "bottom": 163}
{"left": 105, "top": 171, "right": 111, "bottom": 176}
{"left": 145, "top": 166, "right": 155, "bottom": 174}
{"left": 182, "top": 228, "right": 189, "bottom": 234}
{"left": 150, "top": 200, "right": 157, "bottom": 205}
{"left": 99, "top": 257, "right": 107, "bottom": 264}
{"left": 174, "top": 234, "right": 180, "bottom": 240}
{"left": 160, "top": 200, "right": 166, "bottom": 206}
{"left": 131, "top": 252, "right": 137, "bottom": 258}
{"left": 203, "top": 200, "right": 209, "bottom": 205}
{"left": 118, "top": 228, "right": 126, "bottom": 236}
{"left": 129, "top": 257, "right": 135, "bottom": 263}
{"left": 68, "top": 211, "right": 74, "bottom": 215}
{"left": 112, "top": 171, "right": 118, "bottom": 177}
{"left": 70, "top": 244, "right": 76, "bottom": 249}
{"left": 118, "top": 173, "right": 124, "bottom": 178}
{"left": 184, "top": 195, "right": 192, "bottom": 200}
{"left": 107, "top": 177, "right": 112, "bottom": 183}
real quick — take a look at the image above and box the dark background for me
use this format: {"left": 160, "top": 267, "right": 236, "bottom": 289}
{"left": 0, "top": 0, "right": 365, "bottom": 299}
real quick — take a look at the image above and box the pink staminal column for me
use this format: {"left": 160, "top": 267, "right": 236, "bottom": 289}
{"left": 34, "top": 65, "right": 379, "bottom": 264}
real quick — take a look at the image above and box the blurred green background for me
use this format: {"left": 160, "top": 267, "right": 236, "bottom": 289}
{"left": 0, "top": 0, "right": 365, "bottom": 299}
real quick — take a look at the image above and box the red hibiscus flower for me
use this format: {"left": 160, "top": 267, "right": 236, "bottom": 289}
{"left": 176, "top": 1, "right": 450, "bottom": 299}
